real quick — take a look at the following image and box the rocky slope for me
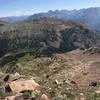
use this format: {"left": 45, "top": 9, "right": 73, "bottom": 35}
{"left": 0, "top": 48, "right": 100, "bottom": 99}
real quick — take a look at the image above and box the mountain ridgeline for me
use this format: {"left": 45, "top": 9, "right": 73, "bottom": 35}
{"left": 0, "top": 17, "right": 100, "bottom": 57}
{"left": 29, "top": 7, "right": 100, "bottom": 32}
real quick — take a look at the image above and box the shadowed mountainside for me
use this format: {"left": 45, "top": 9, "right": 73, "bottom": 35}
{"left": 0, "top": 17, "right": 100, "bottom": 57}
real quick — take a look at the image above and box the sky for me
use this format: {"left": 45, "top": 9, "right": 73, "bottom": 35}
{"left": 0, "top": 0, "right": 100, "bottom": 17}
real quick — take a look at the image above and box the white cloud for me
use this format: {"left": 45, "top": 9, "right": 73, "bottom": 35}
{"left": 15, "top": 11, "right": 20, "bottom": 14}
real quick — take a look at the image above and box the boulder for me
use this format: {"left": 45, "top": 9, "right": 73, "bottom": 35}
{"left": 40, "top": 94, "right": 49, "bottom": 100}
{"left": 95, "top": 88, "right": 100, "bottom": 94}
{"left": 8, "top": 79, "right": 39, "bottom": 93}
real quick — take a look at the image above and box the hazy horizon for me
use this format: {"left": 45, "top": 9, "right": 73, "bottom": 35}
{"left": 0, "top": 0, "right": 100, "bottom": 17}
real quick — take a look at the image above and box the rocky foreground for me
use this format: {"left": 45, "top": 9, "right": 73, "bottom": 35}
{"left": 0, "top": 47, "right": 100, "bottom": 100}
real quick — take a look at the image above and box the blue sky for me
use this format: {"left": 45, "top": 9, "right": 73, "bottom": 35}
{"left": 0, "top": 0, "right": 100, "bottom": 17}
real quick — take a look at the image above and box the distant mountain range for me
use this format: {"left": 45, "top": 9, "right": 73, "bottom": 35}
{"left": 1, "top": 7, "right": 100, "bottom": 31}
{"left": 29, "top": 7, "right": 100, "bottom": 32}
{"left": 0, "top": 20, "right": 8, "bottom": 26}
{"left": 0, "top": 7, "right": 100, "bottom": 31}
{"left": 0, "top": 15, "right": 29, "bottom": 23}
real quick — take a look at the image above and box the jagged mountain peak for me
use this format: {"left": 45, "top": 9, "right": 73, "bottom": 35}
{"left": 29, "top": 7, "right": 100, "bottom": 31}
